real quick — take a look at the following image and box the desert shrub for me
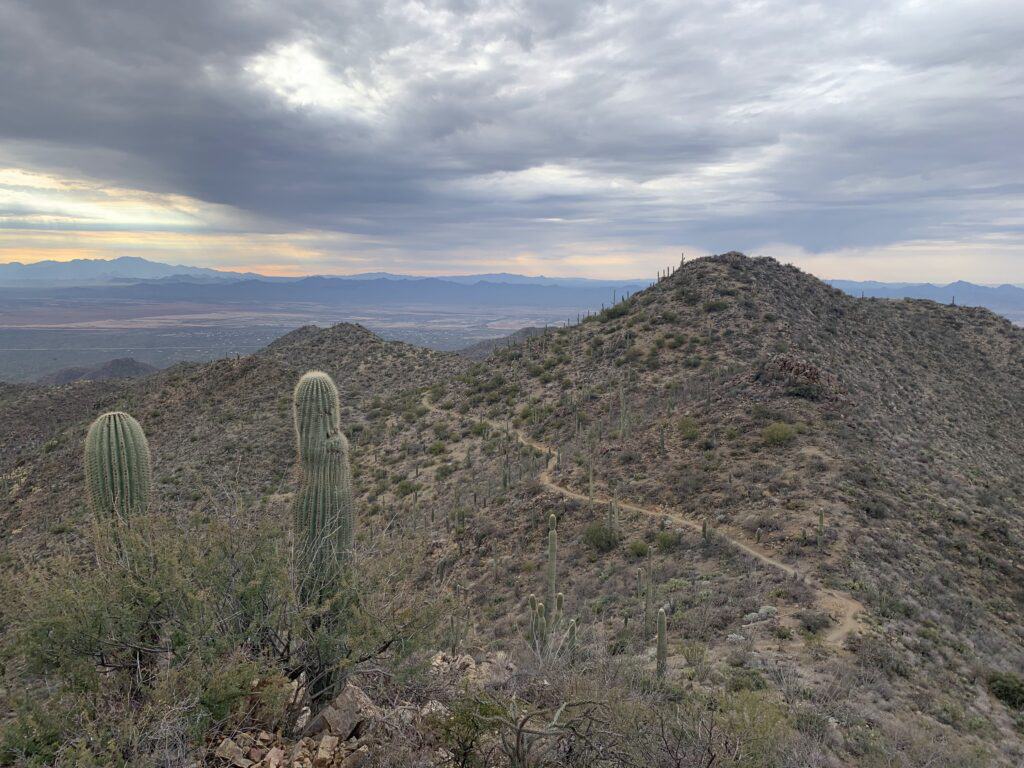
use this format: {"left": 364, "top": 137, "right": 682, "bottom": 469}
{"left": 726, "top": 668, "right": 767, "bottom": 692}
{"left": 427, "top": 696, "right": 505, "bottom": 767}
{"left": 583, "top": 522, "right": 618, "bottom": 554}
{"left": 718, "top": 691, "right": 794, "bottom": 767}
{"left": 794, "top": 609, "right": 832, "bottom": 635}
{"left": 850, "top": 633, "right": 909, "bottom": 678}
{"left": 762, "top": 422, "right": 796, "bottom": 446}
{"left": 600, "top": 303, "right": 629, "bottom": 322}
{"left": 655, "top": 530, "right": 682, "bottom": 551}
{"left": 678, "top": 416, "right": 699, "bottom": 440}
{"left": 627, "top": 539, "right": 649, "bottom": 558}
{"left": 0, "top": 513, "right": 438, "bottom": 765}
{"left": 988, "top": 671, "right": 1024, "bottom": 709}
{"left": 395, "top": 479, "right": 418, "bottom": 497}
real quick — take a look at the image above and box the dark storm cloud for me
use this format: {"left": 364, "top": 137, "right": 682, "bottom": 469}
{"left": 1, "top": 0, "right": 1022, "bottom": 266}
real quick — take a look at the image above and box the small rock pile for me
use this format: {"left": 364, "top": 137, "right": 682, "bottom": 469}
{"left": 211, "top": 652, "right": 517, "bottom": 767}
{"left": 213, "top": 684, "right": 379, "bottom": 768}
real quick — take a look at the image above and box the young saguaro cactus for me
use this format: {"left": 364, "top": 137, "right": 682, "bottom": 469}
{"left": 548, "top": 513, "right": 558, "bottom": 609}
{"left": 84, "top": 411, "right": 152, "bottom": 523}
{"left": 292, "top": 371, "right": 354, "bottom": 591}
{"left": 656, "top": 608, "right": 668, "bottom": 679}
{"left": 643, "top": 553, "right": 656, "bottom": 637}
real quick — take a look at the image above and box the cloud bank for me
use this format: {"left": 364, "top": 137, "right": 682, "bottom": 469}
{"left": 1, "top": 0, "right": 1022, "bottom": 279}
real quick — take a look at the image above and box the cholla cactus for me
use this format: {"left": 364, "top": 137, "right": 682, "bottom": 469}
{"left": 84, "top": 411, "right": 151, "bottom": 523}
{"left": 292, "top": 371, "right": 354, "bottom": 595}
{"left": 656, "top": 608, "right": 667, "bottom": 678}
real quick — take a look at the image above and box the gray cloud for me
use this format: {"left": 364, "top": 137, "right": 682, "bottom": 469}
{"left": 1, "top": 0, "right": 1022, "bottom": 273}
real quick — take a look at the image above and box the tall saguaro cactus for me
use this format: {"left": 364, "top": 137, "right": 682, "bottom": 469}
{"left": 292, "top": 371, "right": 354, "bottom": 594}
{"left": 84, "top": 411, "right": 152, "bottom": 523}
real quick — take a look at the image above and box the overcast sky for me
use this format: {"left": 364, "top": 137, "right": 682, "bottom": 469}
{"left": 1, "top": 0, "right": 1022, "bottom": 280}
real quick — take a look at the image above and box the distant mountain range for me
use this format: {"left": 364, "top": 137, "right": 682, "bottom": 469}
{"left": 5, "top": 256, "right": 1024, "bottom": 324}
{"left": 3, "top": 275, "right": 642, "bottom": 310}
{"left": 829, "top": 279, "right": 1024, "bottom": 322}
{"left": 0, "top": 256, "right": 265, "bottom": 284}
{"left": 0, "top": 256, "right": 646, "bottom": 290}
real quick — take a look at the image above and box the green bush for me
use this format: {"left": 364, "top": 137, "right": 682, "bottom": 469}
{"left": 0, "top": 513, "right": 438, "bottom": 764}
{"left": 678, "top": 416, "right": 699, "bottom": 440}
{"left": 762, "top": 422, "right": 796, "bottom": 446}
{"left": 600, "top": 303, "right": 629, "bottom": 322}
{"left": 655, "top": 530, "right": 682, "bottom": 551}
{"left": 583, "top": 522, "right": 618, "bottom": 553}
{"left": 988, "top": 671, "right": 1024, "bottom": 709}
{"left": 395, "top": 479, "right": 419, "bottom": 497}
{"left": 795, "top": 609, "right": 832, "bottom": 634}
{"left": 627, "top": 539, "right": 650, "bottom": 558}
{"left": 727, "top": 668, "right": 767, "bottom": 692}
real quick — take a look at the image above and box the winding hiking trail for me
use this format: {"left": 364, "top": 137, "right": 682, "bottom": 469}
{"left": 427, "top": 394, "right": 864, "bottom": 648}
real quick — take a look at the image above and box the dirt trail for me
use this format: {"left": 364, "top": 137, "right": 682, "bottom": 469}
{"left": 430, "top": 395, "right": 864, "bottom": 648}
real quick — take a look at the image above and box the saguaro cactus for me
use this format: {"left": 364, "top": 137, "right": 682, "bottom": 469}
{"left": 292, "top": 371, "right": 354, "bottom": 592}
{"left": 644, "top": 566, "right": 656, "bottom": 637}
{"left": 84, "top": 411, "right": 151, "bottom": 523}
{"left": 293, "top": 371, "right": 341, "bottom": 463}
{"left": 656, "top": 608, "right": 667, "bottom": 678}
{"left": 548, "top": 513, "right": 558, "bottom": 609}
{"left": 534, "top": 602, "right": 547, "bottom": 650}
{"left": 565, "top": 619, "right": 577, "bottom": 657}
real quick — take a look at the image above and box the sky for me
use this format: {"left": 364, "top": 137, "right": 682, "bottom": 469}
{"left": 0, "top": 0, "right": 1022, "bottom": 281}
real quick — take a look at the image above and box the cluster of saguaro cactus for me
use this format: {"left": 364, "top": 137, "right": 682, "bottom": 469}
{"left": 528, "top": 514, "right": 577, "bottom": 659}
{"left": 529, "top": 592, "right": 576, "bottom": 658}
{"left": 84, "top": 411, "right": 152, "bottom": 524}
{"left": 292, "top": 371, "right": 354, "bottom": 594}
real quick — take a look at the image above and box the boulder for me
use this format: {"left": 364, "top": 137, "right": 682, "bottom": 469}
{"left": 304, "top": 684, "right": 380, "bottom": 740}
{"left": 214, "top": 737, "right": 253, "bottom": 767}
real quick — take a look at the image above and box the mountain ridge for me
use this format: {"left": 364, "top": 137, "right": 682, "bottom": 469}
{"left": 3, "top": 252, "right": 1023, "bottom": 765}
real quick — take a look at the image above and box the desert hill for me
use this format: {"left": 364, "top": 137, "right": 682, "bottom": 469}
{"left": 36, "top": 357, "right": 158, "bottom": 385}
{"left": 2, "top": 253, "right": 1022, "bottom": 766}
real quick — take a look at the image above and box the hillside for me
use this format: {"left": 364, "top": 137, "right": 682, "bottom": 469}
{"left": 457, "top": 326, "right": 547, "bottom": 359}
{"left": 2, "top": 253, "right": 1022, "bottom": 766}
{"left": 36, "top": 357, "right": 158, "bottom": 385}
